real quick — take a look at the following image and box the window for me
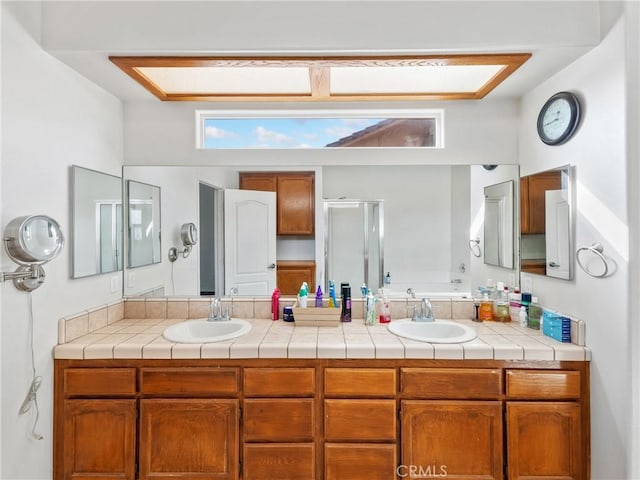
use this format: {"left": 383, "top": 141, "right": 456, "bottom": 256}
{"left": 196, "top": 109, "right": 444, "bottom": 149}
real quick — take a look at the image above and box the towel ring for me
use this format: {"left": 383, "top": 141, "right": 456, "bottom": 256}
{"left": 469, "top": 238, "right": 481, "bottom": 258}
{"left": 576, "top": 243, "right": 609, "bottom": 278}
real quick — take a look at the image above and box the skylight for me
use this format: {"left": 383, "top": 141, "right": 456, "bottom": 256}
{"left": 110, "top": 54, "right": 531, "bottom": 102}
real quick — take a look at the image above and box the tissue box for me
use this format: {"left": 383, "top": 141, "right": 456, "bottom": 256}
{"left": 542, "top": 310, "right": 572, "bottom": 343}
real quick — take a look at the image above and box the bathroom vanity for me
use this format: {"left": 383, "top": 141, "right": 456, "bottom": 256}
{"left": 53, "top": 304, "right": 590, "bottom": 480}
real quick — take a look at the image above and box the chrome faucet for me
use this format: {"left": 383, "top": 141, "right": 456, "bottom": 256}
{"left": 208, "top": 297, "right": 230, "bottom": 321}
{"left": 412, "top": 298, "right": 435, "bottom": 322}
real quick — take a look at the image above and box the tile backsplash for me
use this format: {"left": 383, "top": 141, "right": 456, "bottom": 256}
{"left": 57, "top": 296, "right": 585, "bottom": 346}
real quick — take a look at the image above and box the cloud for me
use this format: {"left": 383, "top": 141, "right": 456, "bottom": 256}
{"left": 325, "top": 126, "right": 357, "bottom": 139}
{"left": 204, "top": 125, "right": 238, "bottom": 139}
{"left": 254, "top": 126, "right": 295, "bottom": 145}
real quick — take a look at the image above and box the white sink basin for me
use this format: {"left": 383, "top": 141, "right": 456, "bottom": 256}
{"left": 163, "top": 318, "right": 252, "bottom": 343}
{"left": 387, "top": 318, "right": 476, "bottom": 344}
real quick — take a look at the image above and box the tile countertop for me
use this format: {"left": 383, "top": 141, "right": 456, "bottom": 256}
{"left": 54, "top": 317, "right": 590, "bottom": 361}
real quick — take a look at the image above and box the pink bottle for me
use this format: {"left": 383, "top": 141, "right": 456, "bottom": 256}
{"left": 271, "top": 287, "right": 280, "bottom": 321}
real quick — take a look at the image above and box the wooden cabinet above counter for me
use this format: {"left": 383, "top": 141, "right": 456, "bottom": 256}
{"left": 240, "top": 172, "right": 315, "bottom": 236}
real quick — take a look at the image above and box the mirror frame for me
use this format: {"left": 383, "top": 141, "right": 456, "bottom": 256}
{"left": 483, "top": 180, "right": 515, "bottom": 270}
{"left": 126, "top": 179, "right": 162, "bottom": 269}
{"left": 71, "top": 165, "right": 123, "bottom": 279}
{"left": 520, "top": 164, "right": 574, "bottom": 280}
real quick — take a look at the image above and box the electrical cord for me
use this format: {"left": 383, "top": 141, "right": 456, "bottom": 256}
{"left": 18, "top": 292, "right": 44, "bottom": 440}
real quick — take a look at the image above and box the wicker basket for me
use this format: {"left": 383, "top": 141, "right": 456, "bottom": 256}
{"left": 292, "top": 303, "right": 342, "bottom": 327}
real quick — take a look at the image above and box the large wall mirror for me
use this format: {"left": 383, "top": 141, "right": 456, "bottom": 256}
{"left": 122, "top": 164, "right": 519, "bottom": 297}
{"left": 127, "top": 180, "right": 161, "bottom": 268}
{"left": 484, "top": 180, "right": 515, "bottom": 269}
{"left": 520, "top": 165, "right": 574, "bottom": 280}
{"left": 71, "top": 165, "right": 123, "bottom": 278}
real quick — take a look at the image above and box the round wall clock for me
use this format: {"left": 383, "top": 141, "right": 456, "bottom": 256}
{"left": 536, "top": 91, "right": 581, "bottom": 146}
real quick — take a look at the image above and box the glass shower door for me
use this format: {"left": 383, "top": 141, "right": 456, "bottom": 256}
{"left": 324, "top": 200, "right": 384, "bottom": 292}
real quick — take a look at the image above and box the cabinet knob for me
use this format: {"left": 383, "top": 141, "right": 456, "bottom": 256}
{"left": 268, "top": 263, "right": 276, "bottom": 270}
{"left": 548, "top": 261, "right": 560, "bottom": 268}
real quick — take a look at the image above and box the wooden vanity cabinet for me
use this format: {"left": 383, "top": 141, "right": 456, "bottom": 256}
{"left": 57, "top": 368, "right": 137, "bottom": 480}
{"left": 138, "top": 367, "right": 240, "bottom": 480}
{"left": 239, "top": 172, "right": 315, "bottom": 236}
{"left": 323, "top": 368, "right": 398, "bottom": 480}
{"left": 54, "top": 360, "right": 589, "bottom": 480}
{"left": 505, "top": 369, "right": 584, "bottom": 480}
{"left": 400, "top": 368, "right": 504, "bottom": 480}
{"left": 242, "top": 368, "right": 317, "bottom": 480}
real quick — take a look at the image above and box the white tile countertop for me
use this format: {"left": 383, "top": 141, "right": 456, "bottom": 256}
{"left": 54, "top": 317, "right": 591, "bottom": 361}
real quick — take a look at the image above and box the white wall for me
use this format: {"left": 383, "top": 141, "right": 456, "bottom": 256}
{"left": 519, "top": 15, "right": 630, "bottom": 479}
{"left": 623, "top": 2, "right": 640, "bottom": 477}
{"left": 323, "top": 165, "right": 471, "bottom": 293}
{"left": 123, "top": 99, "right": 519, "bottom": 167}
{"left": 0, "top": 3, "right": 123, "bottom": 479}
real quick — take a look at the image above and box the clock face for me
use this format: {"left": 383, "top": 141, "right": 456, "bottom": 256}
{"left": 537, "top": 92, "right": 580, "bottom": 145}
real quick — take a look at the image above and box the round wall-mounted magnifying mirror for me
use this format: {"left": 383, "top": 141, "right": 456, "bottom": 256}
{"left": 4, "top": 215, "right": 65, "bottom": 265}
{"left": 181, "top": 222, "right": 198, "bottom": 246}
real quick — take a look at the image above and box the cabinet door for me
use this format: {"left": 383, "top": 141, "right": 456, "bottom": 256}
{"left": 521, "top": 171, "right": 562, "bottom": 234}
{"left": 277, "top": 174, "right": 314, "bottom": 235}
{"left": 239, "top": 173, "right": 277, "bottom": 193}
{"left": 139, "top": 399, "right": 239, "bottom": 480}
{"left": 507, "top": 402, "right": 581, "bottom": 480}
{"left": 276, "top": 261, "right": 316, "bottom": 295}
{"left": 63, "top": 399, "right": 136, "bottom": 480}
{"left": 401, "top": 400, "right": 503, "bottom": 480}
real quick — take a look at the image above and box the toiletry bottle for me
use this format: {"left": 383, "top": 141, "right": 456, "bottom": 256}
{"left": 479, "top": 293, "right": 494, "bottom": 321}
{"left": 315, "top": 285, "right": 323, "bottom": 308}
{"left": 328, "top": 281, "right": 338, "bottom": 308}
{"left": 520, "top": 292, "right": 532, "bottom": 316}
{"left": 340, "top": 282, "right": 349, "bottom": 319}
{"left": 379, "top": 291, "right": 391, "bottom": 324}
{"left": 271, "top": 287, "right": 280, "bottom": 321}
{"left": 508, "top": 288, "right": 521, "bottom": 323}
{"left": 365, "top": 289, "right": 376, "bottom": 325}
{"left": 342, "top": 285, "right": 352, "bottom": 322}
{"left": 518, "top": 305, "right": 528, "bottom": 328}
{"left": 528, "top": 296, "right": 542, "bottom": 330}
{"left": 384, "top": 272, "right": 391, "bottom": 286}
{"left": 493, "top": 282, "right": 510, "bottom": 322}
{"left": 298, "top": 282, "right": 308, "bottom": 308}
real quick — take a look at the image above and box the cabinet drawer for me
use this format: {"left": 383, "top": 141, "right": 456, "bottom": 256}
{"left": 244, "top": 368, "right": 315, "bottom": 396}
{"left": 325, "top": 444, "right": 397, "bottom": 480}
{"left": 325, "top": 399, "right": 396, "bottom": 441}
{"left": 244, "top": 399, "right": 314, "bottom": 441}
{"left": 401, "top": 368, "right": 502, "bottom": 398}
{"left": 64, "top": 368, "right": 136, "bottom": 396}
{"left": 140, "top": 368, "right": 239, "bottom": 396}
{"left": 244, "top": 443, "right": 315, "bottom": 480}
{"left": 506, "top": 370, "right": 581, "bottom": 399}
{"left": 325, "top": 368, "right": 396, "bottom": 396}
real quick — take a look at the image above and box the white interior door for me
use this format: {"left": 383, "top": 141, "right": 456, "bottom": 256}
{"left": 545, "top": 189, "right": 571, "bottom": 280}
{"left": 224, "top": 188, "right": 276, "bottom": 295}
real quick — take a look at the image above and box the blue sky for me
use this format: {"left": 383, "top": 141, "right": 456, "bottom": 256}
{"left": 203, "top": 117, "right": 384, "bottom": 148}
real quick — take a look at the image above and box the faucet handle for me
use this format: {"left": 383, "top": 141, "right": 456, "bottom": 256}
{"left": 412, "top": 304, "right": 420, "bottom": 322}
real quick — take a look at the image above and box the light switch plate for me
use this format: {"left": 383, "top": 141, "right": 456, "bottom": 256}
{"left": 522, "top": 275, "right": 533, "bottom": 293}
{"left": 110, "top": 275, "right": 119, "bottom": 293}
{"left": 127, "top": 272, "right": 136, "bottom": 288}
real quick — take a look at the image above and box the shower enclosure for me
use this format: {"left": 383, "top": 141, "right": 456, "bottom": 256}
{"left": 324, "top": 200, "right": 384, "bottom": 292}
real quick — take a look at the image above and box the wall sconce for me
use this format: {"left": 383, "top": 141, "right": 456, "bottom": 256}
{"left": 168, "top": 223, "right": 198, "bottom": 262}
{"left": 1, "top": 215, "right": 65, "bottom": 291}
